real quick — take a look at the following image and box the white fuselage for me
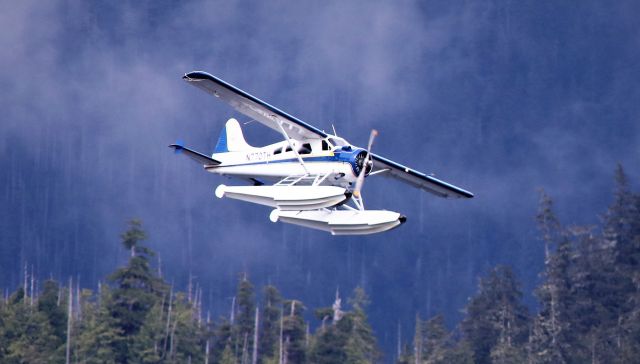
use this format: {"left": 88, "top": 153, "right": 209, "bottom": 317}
{"left": 207, "top": 136, "right": 361, "bottom": 188}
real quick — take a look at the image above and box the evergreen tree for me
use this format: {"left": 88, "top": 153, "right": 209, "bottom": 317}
{"left": 75, "top": 285, "right": 121, "bottom": 363}
{"left": 602, "top": 165, "right": 640, "bottom": 363}
{"left": 282, "top": 299, "right": 307, "bottom": 364}
{"left": 343, "top": 287, "right": 380, "bottom": 364}
{"left": 530, "top": 240, "right": 574, "bottom": 363}
{"left": 220, "top": 342, "right": 238, "bottom": 364}
{"left": 461, "top": 266, "right": 529, "bottom": 364}
{"left": 211, "top": 320, "right": 233, "bottom": 364}
{"left": 444, "top": 340, "right": 474, "bottom": 364}
{"left": 568, "top": 226, "right": 622, "bottom": 363}
{"left": 121, "top": 219, "right": 147, "bottom": 258}
{"left": 603, "top": 165, "right": 639, "bottom": 255}
{"left": 2, "top": 288, "right": 62, "bottom": 363}
{"left": 530, "top": 191, "right": 574, "bottom": 363}
{"left": 235, "top": 274, "right": 256, "bottom": 364}
{"left": 259, "top": 285, "right": 282, "bottom": 364}
{"left": 0, "top": 295, "right": 7, "bottom": 360}
{"left": 422, "top": 315, "right": 448, "bottom": 364}
{"left": 311, "top": 319, "right": 348, "bottom": 364}
{"left": 311, "top": 288, "right": 379, "bottom": 364}
{"left": 37, "top": 280, "right": 67, "bottom": 345}
{"left": 530, "top": 175, "right": 640, "bottom": 363}
{"left": 310, "top": 291, "right": 350, "bottom": 364}
{"left": 131, "top": 301, "right": 164, "bottom": 363}
{"left": 162, "top": 292, "right": 205, "bottom": 363}
{"left": 399, "top": 313, "right": 474, "bottom": 364}
{"left": 107, "top": 219, "right": 167, "bottom": 362}
{"left": 395, "top": 343, "right": 413, "bottom": 364}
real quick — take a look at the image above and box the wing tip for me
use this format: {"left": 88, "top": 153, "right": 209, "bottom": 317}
{"left": 445, "top": 188, "right": 474, "bottom": 199}
{"left": 169, "top": 143, "right": 184, "bottom": 154}
{"left": 455, "top": 188, "right": 474, "bottom": 199}
{"left": 183, "top": 71, "right": 210, "bottom": 81}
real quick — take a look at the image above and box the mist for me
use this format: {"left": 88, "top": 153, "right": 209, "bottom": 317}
{"left": 1, "top": 0, "right": 639, "bottom": 357}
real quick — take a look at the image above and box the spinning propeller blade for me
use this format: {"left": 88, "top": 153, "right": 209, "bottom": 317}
{"left": 353, "top": 129, "right": 378, "bottom": 198}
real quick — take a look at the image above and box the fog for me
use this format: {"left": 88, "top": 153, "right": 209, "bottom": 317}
{"left": 1, "top": 0, "right": 639, "bottom": 357}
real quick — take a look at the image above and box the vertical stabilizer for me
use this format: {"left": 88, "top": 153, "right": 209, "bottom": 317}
{"left": 214, "top": 118, "right": 252, "bottom": 153}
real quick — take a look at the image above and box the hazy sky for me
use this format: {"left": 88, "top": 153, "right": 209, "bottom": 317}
{"left": 1, "top": 0, "right": 639, "bottom": 357}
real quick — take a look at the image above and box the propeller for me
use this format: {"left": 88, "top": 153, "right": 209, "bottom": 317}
{"left": 353, "top": 129, "right": 378, "bottom": 199}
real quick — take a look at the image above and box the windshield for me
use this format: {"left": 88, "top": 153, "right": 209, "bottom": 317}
{"left": 328, "top": 137, "right": 348, "bottom": 147}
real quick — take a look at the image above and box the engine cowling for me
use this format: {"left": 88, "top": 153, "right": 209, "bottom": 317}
{"left": 333, "top": 147, "right": 373, "bottom": 177}
{"left": 352, "top": 150, "right": 373, "bottom": 177}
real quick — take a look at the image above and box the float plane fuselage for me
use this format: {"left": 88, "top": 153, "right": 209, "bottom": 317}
{"left": 171, "top": 71, "right": 473, "bottom": 235}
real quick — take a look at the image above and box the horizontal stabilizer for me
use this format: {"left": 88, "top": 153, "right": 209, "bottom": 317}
{"left": 169, "top": 144, "right": 221, "bottom": 166}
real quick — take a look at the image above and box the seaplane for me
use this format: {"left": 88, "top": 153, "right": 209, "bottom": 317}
{"left": 170, "top": 71, "right": 473, "bottom": 235}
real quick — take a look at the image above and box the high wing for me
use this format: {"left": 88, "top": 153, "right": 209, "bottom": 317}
{"left": 371, "top": 154, "right": 474, "bottom": 199}
{"left": 183, "top": 71, "right": 327, "bottom": 140}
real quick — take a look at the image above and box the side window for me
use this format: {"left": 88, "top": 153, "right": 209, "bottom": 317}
{"left": 322, "top": 140, "right": 329, "bottom": 151}
{"left": 285, "top": 146, "right": 292, "bottom": 152}
{"left": 274, "top": 147, "right": 282, "bottom": 155}
{"left": 298, "top": 143, "right": 312, "bottom": 155}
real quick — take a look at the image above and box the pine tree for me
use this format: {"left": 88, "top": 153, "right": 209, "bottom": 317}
{"left": 282, "top": 300, "right": 307, "bottom": 364}
{"left": 131, "top": 301, "right": 164, "bottom": 363}
{"left": 602, "top": 165, "right": 640, "bottom": 363}
{"left": 567, "top": 226, "right": 622, "bottom": 363}
{"left": 604, "top": 165, "right": 640, "bottom": 320}
{"left": 0, "top": 295, "right": 7, "bottom": 361}
{"left": 2, "top": 287, "right": 62, "bottom": 363}
{"left": 220, "top": 342, "right": 238, "bottom": 364}
{"left": 530, "top": 191, "right": 574, "bottom": 363}
{"left": 75, "top": 285, "right": 120, "bottom": 364}
{"left": 212, "top": 320, "right": 233, "bottom": 364}
{"left": 343, "top": 287, "right": 380, "bottom": 364}
{"left": 259, "top": 285, "right": 282, "bottom": 364}
{"left": 37, "top": 280, "right": 67, "bottom": 346}
{"left": 310, "top": 291, "right": 352, "bottom": 364}
{"left": 107, "top": 219, "right": 167, "bottom": 363}
{"left": 310, "top": 319, "right": 348, "bottom": 364}
{"left": 162, "top": 292, "right": 206, "bottom": 363}
{"left": 422, "top": 315, "right": 448, "bottom": 364}
{"left": 121, "top": 219, "right": 146, "bottom": 258}
{"left": 461, "top": 266, "right": 529, "bottom": 364}
{"left": 445, "top": 340, "right": 474, "bottom": 364}
{"left": 235, "top": 274, "right": 256, "bottom": 364}
{"left": 395, "top": 343, "right": 413, "bottom": 364}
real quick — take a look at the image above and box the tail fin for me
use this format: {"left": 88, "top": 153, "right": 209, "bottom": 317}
{"left": 214, "top": 118, "right": 252, "bottom": 153}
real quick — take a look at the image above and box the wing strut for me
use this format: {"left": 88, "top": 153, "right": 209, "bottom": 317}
{"left": 274, "top": 117, "right": 310, "bottom": 175}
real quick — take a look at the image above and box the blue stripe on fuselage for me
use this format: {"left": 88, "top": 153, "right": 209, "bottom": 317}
{"left": 214, "top": 149, "right": 363, "bottom": 174}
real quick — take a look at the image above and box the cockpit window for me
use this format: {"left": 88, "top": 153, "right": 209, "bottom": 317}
{"left": 321, "top": 140, "right": 329, "bottom": 151}
{"left": 328, "top": 137, "right": 347, "bottom": 147}
{"left": 298, "top": 143, "right": 312, "bottom": 155}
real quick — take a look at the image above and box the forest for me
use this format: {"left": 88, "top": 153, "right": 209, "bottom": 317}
{"left": 0, "top": 165, "right": 638, "bottom": 363}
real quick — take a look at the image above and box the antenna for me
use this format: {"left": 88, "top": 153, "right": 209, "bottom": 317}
{"left": 331, "top": 124, "right": 338, "bottom": 136}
